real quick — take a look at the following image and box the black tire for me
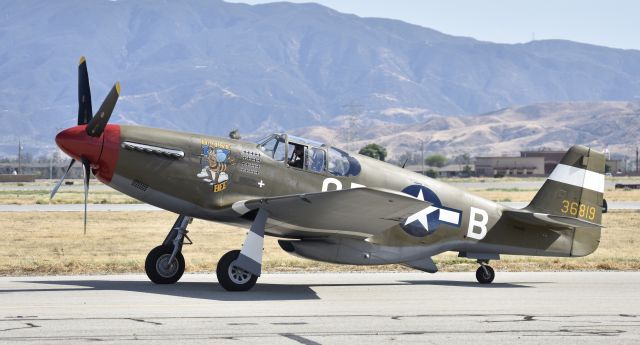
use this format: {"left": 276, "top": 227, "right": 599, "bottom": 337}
{"left": 216, "top": 250, "right": 258, "bottom": 291}
{"left": 476, "top": 265, "right": 495, "bottom": 284}
{"left": 145, "top": 245, "right": 185, "bottom": 284}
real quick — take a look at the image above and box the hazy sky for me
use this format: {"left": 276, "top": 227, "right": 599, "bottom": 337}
{"left": 229, "top": 0, "right": 639, "bottom": 50}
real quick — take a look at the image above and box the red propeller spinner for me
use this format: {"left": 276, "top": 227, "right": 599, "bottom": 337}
{"left": 55, "top": 123, "right": 120, "bottom": 183}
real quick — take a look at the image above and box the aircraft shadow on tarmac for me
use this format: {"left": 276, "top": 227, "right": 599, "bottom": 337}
{"left": 4, "top": 279, "right": 536, "bottom": 301}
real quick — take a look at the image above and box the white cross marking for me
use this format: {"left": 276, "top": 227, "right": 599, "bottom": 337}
{"left": 404, "top": 188, "right": 462, "bottom": 230}
{"left": 257, "top": 180, "right": 265, "bottom": 188}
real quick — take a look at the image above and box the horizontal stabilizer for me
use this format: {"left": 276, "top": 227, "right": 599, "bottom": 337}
{"left": 503, "top": 209, "right": 602, "bottom": 229}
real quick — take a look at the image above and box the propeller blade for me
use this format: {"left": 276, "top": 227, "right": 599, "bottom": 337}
{"left": 86, "top": 82, "right": 120, "bottom": 137}
{"left": 82, "top": 157, "right": 90, "bottom": 235}
{"left": 78, "top": 56, "right": 93, "bottom": 125}
{"left": 50, "top": 159, "right": 76, "bottom": 199}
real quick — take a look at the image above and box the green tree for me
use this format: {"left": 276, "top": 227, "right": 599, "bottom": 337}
{"left": 228, "top": 129, "right": 241, "bottom": 140}
{"left": 453, "top": 153, "right": 471, "bottom": 165}
{"left": 425, "top": 154, "right": 447, "bottom": 167}
{"left": 359, "top": 143, "right": 387, "bottom": 161}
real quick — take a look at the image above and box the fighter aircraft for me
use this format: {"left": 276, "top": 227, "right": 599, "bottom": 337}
{"left": 51, "top": 57, "right": 607, "bottom": 291}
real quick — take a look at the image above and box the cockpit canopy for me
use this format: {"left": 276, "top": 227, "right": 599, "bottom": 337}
{"left": 258, "top": 134, "right": 361, "bottom": 177}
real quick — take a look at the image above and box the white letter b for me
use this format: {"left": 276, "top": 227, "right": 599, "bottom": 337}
{"left": 467, "top": 207, "right": 488, "bottom": 240}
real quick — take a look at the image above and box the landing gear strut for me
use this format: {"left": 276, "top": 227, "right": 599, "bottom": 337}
{"left": 145, "top": 215, "right": 192, "bottom": 284}
{"left": 216, "top": 208, "right": 269, "bottom": 292}
{"left": 475, "top": 260, "right": 495, "bottom": 284}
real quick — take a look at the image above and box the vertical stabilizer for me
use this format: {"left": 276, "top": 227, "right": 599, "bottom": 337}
{"left": 528, "top": 145, "right": 605, "bottom": 223}
{"left": 526, "top": 145, "right": 605, "bottom": 256}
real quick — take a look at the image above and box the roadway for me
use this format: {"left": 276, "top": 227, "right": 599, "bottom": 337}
{"left": 0, "top": 272, "right": 638, "bottom": 344}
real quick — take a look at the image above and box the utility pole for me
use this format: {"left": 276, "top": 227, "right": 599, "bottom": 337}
{"left": 421, "top": 140, "right": 425, "bottom": 176}
{"left": 342, "top": 101, "right": 363, "bottom": 152}
{"left": 636, "top": 147, "right": 638, "bottom": 175}
{"left": 49, "top": 153, "right": 53, "bottom": 179}
{"left": 18, "top": 139, "right": 22, "bottom": 174}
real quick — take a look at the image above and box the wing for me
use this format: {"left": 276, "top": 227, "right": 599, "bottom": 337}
{"left": 236, "top": 187, "right": 430, "bottom": 239}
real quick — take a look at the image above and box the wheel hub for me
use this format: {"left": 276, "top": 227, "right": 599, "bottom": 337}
{"left": 156, "top": 254, "right": 179, "bottom": 278}
{"left": 228, "top": 260, "right": 251, "bottom": 284}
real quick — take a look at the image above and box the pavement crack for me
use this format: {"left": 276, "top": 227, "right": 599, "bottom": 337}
{"left": 5, "top": 316, "right": 37, "bottom": 319}
{"left": 128, "top": 318, "right": 162, "bottom": 326}
{"left": 280, "top": 333, "right": 321, "bottom": 345}
{"left": 0, "top": 322, "right": 40, "bottom": 332}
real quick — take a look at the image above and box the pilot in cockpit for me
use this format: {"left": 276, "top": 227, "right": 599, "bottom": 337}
{"left": 289, "top": 144, "right": 304, "bottom": 169}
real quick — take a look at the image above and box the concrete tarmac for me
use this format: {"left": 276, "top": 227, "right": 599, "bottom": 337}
{"left": 0, "top": 272, "right": 639, "bottom": 344}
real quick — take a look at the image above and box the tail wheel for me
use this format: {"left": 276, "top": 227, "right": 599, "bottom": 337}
{"left": 476, "top": 265, "right": 495, "bottom": 284}
{"left": 216, "top": 250, "right": 258, "bottom": 291}
{"left": 145, "top": 245, "right": 185, "bottom": 284}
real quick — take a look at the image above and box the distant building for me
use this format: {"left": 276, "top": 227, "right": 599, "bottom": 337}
{"left": 520, "top": 150, "right": 566, "bottom": 175}
{"left": 606, "top": 159, "right": 625, "bottom": 174}
{"left": 475, "top": 156, "right": 544, "bottom": 177}
{"left": 476, "top": 149, "right": 626, "bottom": 177}
{"left": 405, "top": 164, "right": 473, "bottom": 178}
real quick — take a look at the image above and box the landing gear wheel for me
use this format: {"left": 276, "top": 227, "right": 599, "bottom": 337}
{"left": 145, "top": 245, "right": 185, "bottom": 284}
{"left": 476, "top": 265, "right": 495, "bottom": 284}
{"left": 216, "top": 250, "right": 258, "bottom": 291}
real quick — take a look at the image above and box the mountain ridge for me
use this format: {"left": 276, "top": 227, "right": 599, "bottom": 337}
{"left": 1, "top": 0, "right": 639, "bottom": 156}
{"left": 288, "top": 101, "right": 640, "bottom": 160}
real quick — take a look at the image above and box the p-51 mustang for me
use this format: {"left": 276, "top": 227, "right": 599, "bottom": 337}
{"left": 52, "top": 57, "right": 607, "bottom": 291}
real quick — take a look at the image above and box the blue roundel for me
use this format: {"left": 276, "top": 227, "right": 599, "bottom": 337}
{"left": 402, "top": 185, "right": 443, "bottom": 207}
{"left": 400, "top": 185, "right": 443, "bottom": 237}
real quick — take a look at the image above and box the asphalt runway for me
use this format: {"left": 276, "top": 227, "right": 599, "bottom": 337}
{"left": 0, "top": 272, "right": 638, "bottom": 344}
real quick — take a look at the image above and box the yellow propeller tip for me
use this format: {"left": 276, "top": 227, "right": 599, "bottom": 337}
{"left": 115, "top": 82, "right": 121, "bottom": 94}
{"left": 79, "top": 56, "right": 86, "bottom": 65}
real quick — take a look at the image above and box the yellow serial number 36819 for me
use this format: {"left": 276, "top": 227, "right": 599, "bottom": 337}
{"left": 560, "top": 200, "right": 596, "bottom": 221}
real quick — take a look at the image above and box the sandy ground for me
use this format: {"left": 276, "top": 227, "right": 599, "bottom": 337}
{"left": 0, "top": 210, "right": 638, "bottom": 275}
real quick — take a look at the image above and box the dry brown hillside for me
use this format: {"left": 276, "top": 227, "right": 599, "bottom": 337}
{"left": 291, "top": 101, "right": 640, "bottom": 159}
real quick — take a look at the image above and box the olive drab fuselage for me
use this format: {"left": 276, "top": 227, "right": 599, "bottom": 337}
{"left": 104, "top": 125, "right": 601, "bottom": 259}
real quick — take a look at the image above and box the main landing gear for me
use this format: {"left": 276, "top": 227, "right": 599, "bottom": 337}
{"left": 215, "top": 208, "right": 269, "bottom": 291}
{"left": 145, "top": 215, "right": 192, "bottom": 284}
{"left": 475, "top": 260, "right": 495, "bottom": 284}
{"left": 216, "top": 250, "right": 258, "bottom": 291}
{"left": 145, "top": 209, "right": 269, "bottom": 292}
